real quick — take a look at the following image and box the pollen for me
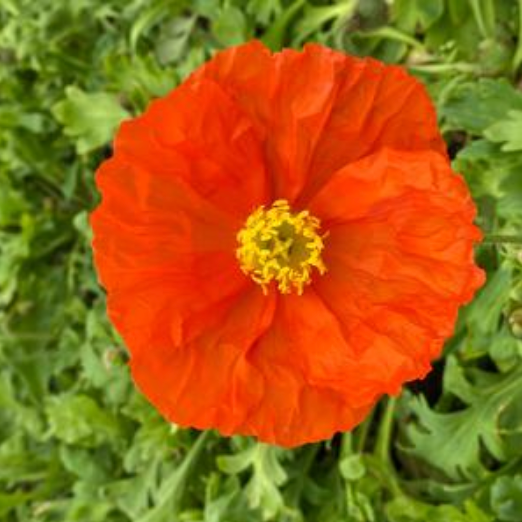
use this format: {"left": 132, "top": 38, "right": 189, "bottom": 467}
{"left": 236, "top": 199, "right": 327, "bottom": 295}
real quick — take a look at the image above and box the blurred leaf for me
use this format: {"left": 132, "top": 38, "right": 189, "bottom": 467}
{"left": 386, "top": 496, "right": 492, "bottom": 522}
{"left": 139, "top": 431, "right": 211, "bottom": 522}
{"left": 45, "top": 394, "right": 122, "bottom": 447}
{"left": 484, "top": 111, "right": 522, "bottom": 151}
{"left": 490, "top": 475, "right": 522, "bottom": 522}
{"left": 155, "top": 16, "right": 196, "bottom": 65}
{"left": 293, "top": 0, "right": 357, "bottom": 44}
{"left": 212, "top": 6, "right": 247, "bottom": 46}
{"left": 52, "top": 86, "right": 129, "bottom": 154}
{"left": 128, "top": 0, "right": 186, "bottom": 52}
{"left": 219, "top": 443, "right": 288, "bottom": 520}
{"left": 392, "top": 0, "right": 444, "bottom": 32}
{"left": 247, "top": 0, "right": 281, "bottom": 26}
{"left": 262, "top": 0, "right": 306, "bottom": 50}
{"left": 403, "top": 358, "right": 522, "bottom": 480}
{"left": 440, "top": 79, "right": 522, "bottom": 135}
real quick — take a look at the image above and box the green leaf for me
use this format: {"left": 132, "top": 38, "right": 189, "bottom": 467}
{"left": 490, "top": 475, "right": 522, "bottom": 522}
{"left": 102, "top": 464, "right": 159, "bottom": 520}
{"left": 440, "top": 79, "right": 522, "bottom": 134}
{"left": 52, "top": 86, "right": 129, "bottom": 154}
{"left": 339, "top": 454, "right": 366, "bottom": 482}
{"left": 211, "top": 6, "right": 247, "bottom": 46}
{"left": 484, "top": 110, "right": 522, "bottom": 151}
{"left": 155, "top": 16, "right": 196, "bottom": 65}
{"left": 247, "top": 0, "right": 281, "bottom": 26}
{"left": 128, "top": 0, "right": 185, "bottom": 53}
{"left": 462, "top": 267, "right": 511, "bottom": 337}
{"left": 219, "top": 443, "right": 288, "bottom": 520}
{"left": 293, "top": 0, "right": 357, "bottom": 44}
{"left": 262, "top": 0, "right": 306, "bottom": 50}
{"left": 45, "top": 394, "right": 122, "bottom": 447}
{"left": 59, "top": 445, "right": 111, "bottom": 483}
{"left": 402, "top": 357, "right": 522, "bottom": 480}
{"left": 138, "top": 430, "right": 212, "bottom": 522}
{"left": 392, "top": 0, "right": 444, "bottom": 32}
{"left": 0, "top": 492, "right": 33, "bottom": 518}
{"left": 386, "top": 496, "right": 493, "bottom": 522}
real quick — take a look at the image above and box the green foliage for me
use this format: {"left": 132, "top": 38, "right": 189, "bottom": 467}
{"left": 485, "top": 111, "right": 522, "bottom": 152}
{"left": 402, "top": 358, "right": 522, "bottom": 480}
{"left": 1, "top": 0, "right": 522, "bottom": 521}
{"left": 491, "top": 475, "right": 522, "bottom": 521}
{"left": 439, "top": 79, "right": 522, "bottom": 135}
{"left": 52, "top": 87, "right": 130, "bottom": 154}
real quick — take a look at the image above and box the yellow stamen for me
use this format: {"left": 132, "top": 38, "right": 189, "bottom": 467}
{"left": 236, "top": 199, "right": 327, "bottom": 295}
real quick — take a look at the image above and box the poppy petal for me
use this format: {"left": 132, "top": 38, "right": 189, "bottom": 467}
{"left": 114, "top": 78, "right": 269, "bottom": 217}
{"left": 193, "top": 41, "right": 445, "bottom": 203}
{"left": 300, "top": 53, "right": 446, "bottom": 200}
{"left": 308, "top": 148, "right": 484, "bottom": 388}
{"left": 192, "top": 42, "right": 346, "bottom": 202}
{"left": 91, "top": 157, "right": 247, "bottom": 352}
{"left": 240, "top": 291, "right": 379, "bottom": 447}
{"left": 130, "top": 287, "right": 276, "bottom": 435}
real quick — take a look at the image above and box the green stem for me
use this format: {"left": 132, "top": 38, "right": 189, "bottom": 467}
{"left": 483, "top": 235, "right": 522, "bottom": 245}
{"left": 287, "top": 444, "right": 320, "bottom": 508}
{"left": 408, "top": 62, "right": 479, "bottom": 74}
{"left": 356, "top": 27, "right": 424, "bottom": 51}
{"left": 262, "top": 0, "right": 306, "bottom": 50}
{"left": 468, "top": 0, "right": 489, "bottom": 38}
{"left": 483, "top": 0, "right": 496, "bottom": 37}
{"left": 513, "top": 0, "right": 522, "bottom": 73}
{"left": 340, "top": 431, "right": 353, "bottom": 460}
{"left": 141, "top": 430, "right": 212, "bottom": 522}
{"left": 373, "top": 397, "right": 402, "bottom": 497}
{"left": 374, "top": 397, "right": 396, "bottom": 465}
{"left": 354, "top": 406, "right": 374, "bottom": 453}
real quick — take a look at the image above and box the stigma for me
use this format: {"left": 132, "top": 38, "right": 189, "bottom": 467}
{"left": 236, "top": 199, "right": 327, "bottom": 295}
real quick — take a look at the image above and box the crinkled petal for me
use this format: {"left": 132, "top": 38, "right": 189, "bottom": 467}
{"left": 91, "top": 157, "right": 247, "bottom": 352}
{"left": 130, "top": 288, "right": 276, "bottom": 435}
{"left": 192, "top": 42, "right": 346, "bottom": 202}
{"left": 114, "top": 78, "right": 269, "bottom": 217}
{"left": 308, "top": 148, "right": 484, "bottom": 390}
{"left": 300, "top": 55, "right": 447, "bottom": 201}
{"left": 237, "top": 291, "right": 378, "bottom": 447}
{"left": 192, "top": 41, "right": 445, "bottom": 203}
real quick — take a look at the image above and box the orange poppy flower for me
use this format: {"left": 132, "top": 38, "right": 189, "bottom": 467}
{"left": 90, "top": 41, "right": 484, "bottom": 447}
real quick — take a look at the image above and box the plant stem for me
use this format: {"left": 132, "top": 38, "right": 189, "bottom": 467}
{"left": 483, "top": 235, "right": 522, "bottom": 245}
{"left": 468, "top": 0, "right": 489, "bottom": 38}
{"left": 340, "top": 431, "right": 353, "bottom": 459}
{"left": 373, "top": 397, "right": 402, "bottom": 497}
{"left": 409, "top": 62, "right": 478, "bottom": 74}
{"left": 141, "top": 430, "right": 212, "bottom": 522}
{"left": 354, "top": 407, "right": 374, "bottom": 453}
{"left": 483, "top": 0, "right": 496, "bottom": 36}
{"left": 514, "top": 0, "right": 522, "bottom": 73}
{"left": 374, "top": 397, "right": 396, "bottom": 465}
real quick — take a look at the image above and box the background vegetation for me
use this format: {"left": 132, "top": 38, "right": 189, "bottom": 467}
{"left": 1, "top": 0, "right": 522, "bottom": 520}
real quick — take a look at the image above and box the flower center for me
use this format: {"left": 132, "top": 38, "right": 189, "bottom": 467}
{"left": 236, "top": 199, "right": 327, "bottom": 295}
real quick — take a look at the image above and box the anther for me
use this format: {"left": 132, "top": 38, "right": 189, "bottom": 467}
{"left": 236, "top": 200, "right": 327, "bottom": 295}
